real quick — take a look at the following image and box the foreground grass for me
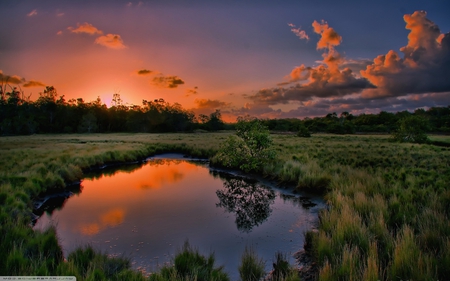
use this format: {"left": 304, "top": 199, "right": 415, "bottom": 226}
{"left": 1, "top": 132, "right": 450, "bottom": 280}
{"left": 267, "top": 134, "right": 450, "bottom": 280}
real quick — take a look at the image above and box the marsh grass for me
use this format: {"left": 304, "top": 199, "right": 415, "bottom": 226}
{"left": 238, "top": 247, "right": 265, "bottom": 281}
{"left": 269, "top": 252, "right": 301, "bottom": 281}
{"left": 149, "top": 242, "right": 229, "bottom": 281}
{"left": 1, "top": 132, "right": 450, "bottom": 280}
{"left": 262, "top": 134, "right": 450, "bottom": 280}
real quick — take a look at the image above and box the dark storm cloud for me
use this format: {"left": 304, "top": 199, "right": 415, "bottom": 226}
{"left": 249, "top": 74, "right": 373, "bottom": 105}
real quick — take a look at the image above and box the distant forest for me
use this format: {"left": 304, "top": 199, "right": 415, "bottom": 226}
{"left": 1, "top": 86, "right": 449, "bottom": 135}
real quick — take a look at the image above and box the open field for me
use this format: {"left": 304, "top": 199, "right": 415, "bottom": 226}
{"left": 1, "top": 132, "right": 450, "bottom": 280}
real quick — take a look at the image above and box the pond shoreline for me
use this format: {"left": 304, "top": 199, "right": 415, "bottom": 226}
{"left": 32, "top": 152, "right": 323, "bottom": 280}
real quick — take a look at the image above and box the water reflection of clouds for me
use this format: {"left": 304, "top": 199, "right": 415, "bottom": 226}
{"left": 75, "top": 160, "right": 202, "bottom": 235}
{"left": 85, "top": 158, "right": 187, "bottom": 181}
{"left": 78, "top": 208, "right": 126, "bottom": 235}
{"left": 134, "top": 159, "right": 200, "bottom": 190}
{"left": 139, "top": 168, "right": 184, "bottom": 189}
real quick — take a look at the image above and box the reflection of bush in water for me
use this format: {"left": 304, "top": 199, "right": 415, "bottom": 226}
{"left": 216, "top": 177, "right": 275, "bottom": 232}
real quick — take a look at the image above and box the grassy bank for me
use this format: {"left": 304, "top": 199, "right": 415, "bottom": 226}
{"left": 1, "top": 133, "right": 449, "bottom": 280}
{"left": 266, "top": 134, "right": 450, "bottom": 280}
{"left": 0, "top": 133, "right": 223, "bottom": 278}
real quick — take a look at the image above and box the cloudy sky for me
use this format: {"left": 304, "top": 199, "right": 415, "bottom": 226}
{"left": 1, "top": 0, "right": 449, "bottom": 121}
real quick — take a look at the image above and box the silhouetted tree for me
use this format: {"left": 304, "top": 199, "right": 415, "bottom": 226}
{"left": 205, "top": 110, "right": 224, "bottom": 131}
{"left": 78, "top": 112, "right": 98, "bottom": 133}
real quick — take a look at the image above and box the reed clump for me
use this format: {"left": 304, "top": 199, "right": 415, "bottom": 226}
{"left": 149, "top": 242, "right": 229, "bottom": 281}
{"left": 238, "top": 247, "right": 265, "bottom": 281}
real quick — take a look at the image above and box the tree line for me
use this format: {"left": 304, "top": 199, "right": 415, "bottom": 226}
{"left": 260, "top": 108, "right": 450, "bottom": 134}
{"left": 0, "top": 86, "right": 226, "bottom": 135}
{"left": 1, "top": 85, "right": 449, "bottom": 135}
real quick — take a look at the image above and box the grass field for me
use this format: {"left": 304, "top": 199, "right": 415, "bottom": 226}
{"left": 1, "top": 132, "right": 449, "bottom": 280}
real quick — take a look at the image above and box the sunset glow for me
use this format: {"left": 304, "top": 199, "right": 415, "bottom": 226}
{"left": 1, "top": 1, "right": 449, "bottom": 121}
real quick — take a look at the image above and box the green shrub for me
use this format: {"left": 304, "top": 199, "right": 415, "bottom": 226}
{"left": 297, "top": 124, "right": 311, "bottom": 138}
{"left": 214, "top": 118, "right": 275, "bottom": 172}
{"left": 392, "top": 115, "right": 430, "bottom": 143}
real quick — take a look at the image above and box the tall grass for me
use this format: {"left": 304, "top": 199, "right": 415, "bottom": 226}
{"left": 1, "top": 132, "right": 450, "bottom": 280}
{"left": 264, "top": 133, "right": 450, "bottom": 280}
{"left": 238, "top": 247, "right": 265, "bottom": 281}
{"left": 270, "top": 252, "right": 301, "bottom": 281}
{"left": 149, "top": 242, "right": 229, "bottom": 281}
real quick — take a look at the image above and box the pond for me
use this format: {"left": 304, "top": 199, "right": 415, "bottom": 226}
{"left": 33, "top": 154, "right": 323, "bottom": 279}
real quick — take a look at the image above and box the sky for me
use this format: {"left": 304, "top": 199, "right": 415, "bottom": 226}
{"left": 1, "top": 0, "right": 449, "bottom": 122}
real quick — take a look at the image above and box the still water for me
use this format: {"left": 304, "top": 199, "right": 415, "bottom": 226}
{"left": 34, "top": 154, "right": 323, "bottom": 278}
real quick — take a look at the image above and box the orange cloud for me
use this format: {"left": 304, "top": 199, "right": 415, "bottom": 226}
{"left": 194, "top": 98, "right": 231, "bottom": 109}
{"left": 95, "top": 34, "right": 127, "bottom": 49}
{"left": 0, "top": 71, "right": 25, "bottom": 84}
{"left": 312, "top": 20, "right": 342, "bottom": 50}
{"left": 361, "top": 11, "right": 450, "bottom": 98}
{"left": 250, "top": 11, "right": 450, "bottom": 106}
{"left": 23, "top": 80, "right": 46, "bottom": 88}
{"left": 253, "top": 19, "right": 372, "bottom": 105}
{"left": 288, "top": 23, "right": 309, "bottom": 40}
{"left": 69, "top": 22, "right": 103, "bottom": 35}
{"left": 68, "top": 23, "right": 126, "bottom": 50}
{"left": 401, "top": 11, "right": 442, "bottom": 59}
{"left": 151, "top": 75, "right": 185, "bottom": 88}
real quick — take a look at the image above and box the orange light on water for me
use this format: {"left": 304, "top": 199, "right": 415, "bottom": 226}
{"left": 71, "top": 160, "right": 200, "bottom": 236}
{"left": 78, "top": 208, "right": 126, "bottom": 236}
